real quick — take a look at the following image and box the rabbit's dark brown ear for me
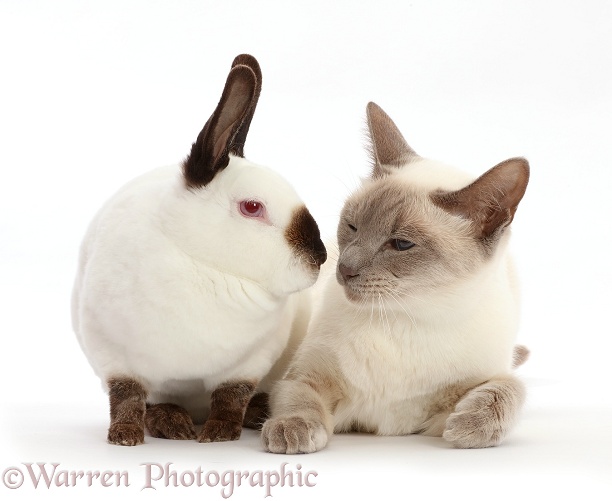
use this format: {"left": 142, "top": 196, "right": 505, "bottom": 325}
{"left": 366, "top": 102, "right": 419, "bottom": 179}
{"left": 229, "top": 54, "right": 262, "bottom": 157}
{"left": 183, "top": 62, "right": 258, "bottom": 188}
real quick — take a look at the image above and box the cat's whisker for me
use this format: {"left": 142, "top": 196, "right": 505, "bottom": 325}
{"left": 381, "top": 285, "right": 448, "bottom": 311}
{"left": 392, "top": 288, "right": 459, "bottom": 315}
{"left": 383, "top": 297, "right": 397, "bottom": 334}
{"left": 358, "top": 296, "right": 370, "bottom": 318}
{"left": 387, "top": 287, "right": 429, "bottom": 305}
{"left": 352, "top": 291, "right": 372, "bottom": 319}
{"left": 369, "top": 297, "right": 375, "bottom": 334}
{"left": 377, "top": 295, "right": 385, "bottom": 332}
{"left": 378, "top": 293, "right": 393, "bottom": 340}
{"left": 323, "top": 242, "right": 340, "bottom": 255}
{"left": 359, "top": 295, "right": 376, "bottom": 337}
{"left": 382, "top": 297, "right": 403, "bottom": 340}
{"left": 383, "top": 286, "right": 421, "bottom": 336}
{"left": 384, "top": 296, "right": 400, "bottom": 323}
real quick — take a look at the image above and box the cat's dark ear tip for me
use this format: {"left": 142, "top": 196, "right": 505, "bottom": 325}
{"left": 366, "top": 101, "right": 383, "bottom": 116}
{"left": 503, "top": 157, "right": 530, "bottom": 184}
{"left": 510, "top": 156, "right": 529, "bottom": 169}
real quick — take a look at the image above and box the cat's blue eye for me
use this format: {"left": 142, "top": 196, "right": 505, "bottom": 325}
{"left": 348, "top": 224, "right": 357, "bottom": 232}
{"left": 390, "top": 239, "right": 415, "bottom": 251}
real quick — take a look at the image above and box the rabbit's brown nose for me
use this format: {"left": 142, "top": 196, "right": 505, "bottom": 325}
{"left": 338, "top": 264, "right": 359, "bottom": 282}
{"left": 313, "top": 239, "right": 327, "bottom": 267}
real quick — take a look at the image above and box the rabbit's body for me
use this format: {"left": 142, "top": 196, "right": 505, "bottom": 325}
{"left": 73, "top": 162, "right": 311, "bottom": 392}
{"left": 72, "top": 55, "right": 326, "bottom": 445}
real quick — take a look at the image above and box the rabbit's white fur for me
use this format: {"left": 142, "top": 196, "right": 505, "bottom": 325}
{"left": 71, "top": 56, "right": 325, "bottom": 434}
{"left": 72, "top": 157, "right": 318, "bottom": 412}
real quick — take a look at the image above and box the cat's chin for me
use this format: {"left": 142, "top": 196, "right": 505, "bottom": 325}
{"left": 342, "top": 286, "right": 372, "bottom": 304}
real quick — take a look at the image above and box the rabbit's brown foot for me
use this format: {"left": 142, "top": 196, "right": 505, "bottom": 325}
{"left": 107, "top": 377, "right": 147, "bottom": 446}
{"left": 107, "top": 423, "right": 144, "bottom": 446}
{"left": 197, "top": 380, "right": 256, "bottom": 443}
{"left": 243, "top": 392, "right": 269, "bottom": 430}
{"left": 197, "top": 419, "right": 242, "bottom": 443}
{"left": 145, "top": 403, "right": 196, "bottom": 440}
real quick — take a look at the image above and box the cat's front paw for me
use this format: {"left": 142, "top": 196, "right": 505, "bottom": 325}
{"left": 261, "top": 416, "right": 328, "bottom": 454}
{"left": 443, "top": 385, "right": 517, "bottom": 449}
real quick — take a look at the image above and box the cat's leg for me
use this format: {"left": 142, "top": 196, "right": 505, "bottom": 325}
{"left": 262, "top": 345, "right": 345, "bottom": 454}
{"left": 145, "top": 403, "right": 196, "bottom": 440}
{"left": 197, "top": 380, "right": 256, "bottom": 443}
{"left": 107, "top": 376, "right": 147, "bottom": 446}
{"left": 443, "top": 374, "right": 525, "bottom": 448}
{"left": 261, "top": 372, "right": 343, "bottom": 454}
{"left": 243, "top": 392, "right": 269, "bottom": 430}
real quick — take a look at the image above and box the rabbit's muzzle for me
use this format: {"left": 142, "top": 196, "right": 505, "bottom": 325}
{"left": 285, "top": 206, "right": 327, "bottom": 269}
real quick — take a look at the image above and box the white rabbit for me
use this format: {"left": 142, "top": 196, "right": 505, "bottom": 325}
{"left": 71, "top": 54, "right": 327, "bottom": 446}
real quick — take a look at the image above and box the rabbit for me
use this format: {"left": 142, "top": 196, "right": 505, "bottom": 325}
{"left": 71, "top": 54, "right": 327, "bottom": 446}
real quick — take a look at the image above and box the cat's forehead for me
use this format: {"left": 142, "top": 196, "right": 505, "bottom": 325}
{"left": 347, "top": 157, "right": 474, "bottom": 215}
{"left": 345, "top": 178, "right": 432, "bottom": 230}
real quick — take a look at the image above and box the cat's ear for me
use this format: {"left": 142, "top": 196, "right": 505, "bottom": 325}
{"left": 366, "top": 102, "right": 419, "bottom": 179}
{"left": 432, "top": 158, "right": 529, "bottom": 239}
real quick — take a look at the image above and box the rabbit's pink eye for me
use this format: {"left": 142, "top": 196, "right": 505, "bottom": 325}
{"left": 239, "top": 200, "right": 265, "bottom": 218}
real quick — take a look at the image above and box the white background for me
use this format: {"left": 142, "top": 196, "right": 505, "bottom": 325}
{"left": 1, "top": 0, "right": 611, "bottom": 499}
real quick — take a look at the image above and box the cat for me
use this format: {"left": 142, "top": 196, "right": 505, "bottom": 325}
{"left": 261, "top": 102, "right": 530, "bottom": 451}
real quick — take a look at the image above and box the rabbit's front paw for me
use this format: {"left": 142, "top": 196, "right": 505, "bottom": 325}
{"left": 243, "top": 392, "right": 269, "bottom": 430}
{"left": 261, "top": 416, "right": 328, "bottom": 454}
{"left": 145, "top": 403, "right": 196, "bottom": 440}
{"left": 107, "top": 423, "right": 144, "bottom": 446}
{"left": 197, "top": 419, "right": 242, "bottom": 443}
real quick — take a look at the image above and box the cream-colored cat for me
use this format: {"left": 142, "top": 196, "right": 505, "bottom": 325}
{"left": 261, "top": 102, "right": 530, "bottom": 451}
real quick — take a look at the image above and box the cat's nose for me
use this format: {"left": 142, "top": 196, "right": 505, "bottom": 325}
{"left": 339, "top": 263, "right": 360, "bottom": 282}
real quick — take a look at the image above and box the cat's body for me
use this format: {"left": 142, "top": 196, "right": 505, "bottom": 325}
{"left": 307, "top": 226, "right": 518, "bottom": 438}
{"left": 262, "top": 103, "right": 529, "bottom": 451}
